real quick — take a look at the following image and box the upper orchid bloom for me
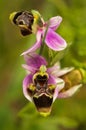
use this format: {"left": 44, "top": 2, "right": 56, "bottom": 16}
{"left": 22, "top": 10, "right": 67, "bottom": 55}
{"left": 9, "top": 10, "right": 67, "bottom": 55}
{"left": 22, "top": 54, "right": 82, "bottom": 116}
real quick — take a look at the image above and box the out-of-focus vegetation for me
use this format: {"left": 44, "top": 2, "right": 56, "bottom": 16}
{"left": 0, "top": 0, "right": 86, "bottom": 130}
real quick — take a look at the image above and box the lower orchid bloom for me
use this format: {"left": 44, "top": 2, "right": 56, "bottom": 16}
{"left": 9, "top": 10, "right": 67, "bottom": 55}
{"left": 22, "top": 54, "right": 82, "bottom": 116}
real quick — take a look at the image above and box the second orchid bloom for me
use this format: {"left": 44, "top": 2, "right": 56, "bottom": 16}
{"left": 10, "top": 10, "right": 67, "bottom": 55}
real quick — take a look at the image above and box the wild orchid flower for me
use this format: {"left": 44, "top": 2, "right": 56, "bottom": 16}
{"left": 9, "top": 10, "right": 67, "bottom": 55}
{"left": 22, "top": 53, "right": 82, "bottom": 116}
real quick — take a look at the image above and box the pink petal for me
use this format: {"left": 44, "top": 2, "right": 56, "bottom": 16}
{"left": 45, "top": 28, "right": 67, "bottom": 51}
{"left": 48, "top": 74, "right": 57, "bottom": 85}
{"left": 22, "top": 64, "right": 37, "bottom": 73}
{"left": 53, "top": 86, "right": 58, "bottom": 102}
{"left": 56, "top": 67, "right": 74, "bottom": 77}
{"left": 23, "top": 74, "right": 33, "bottom": 102}
{"left": 58, "top": 84, "right": 82, "bottom": 98}
{"left": 56, "top": 78, "right": 65, "bottom": 92}
{"left": 23, "top": 53, "right": 47, "bottom": 69}
{"left": 53, "top": 78, "right": 65, "bottom": 102}
{"left": 47, "top": 63, "right": 60, "bottom": 76}
{"left": 21, "top": 30, "right": 42, "bottom": 55}
{"left": 49, "top": 16, "right": 62, "bottom": 30}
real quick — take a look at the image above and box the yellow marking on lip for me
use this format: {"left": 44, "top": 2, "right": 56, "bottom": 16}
{"left": 33, "top": 65, "right": 49, "bottom": 81}
{"left": 49, "top": 85, "right": 55, "bottom": 90}
{"left": 33, "top": 93, "right": 53, "bottom": 99}
{"left": 38, "top": 107, "right": 51, "bottom": 117}
{"left": 29, "top": 84, "right": 36, "bottom": 91}
{"left": 33, "top": 72, "right": 48, "bottom": 80}
{"left": 9, "top": 12, "right": 17, "bottom": 22}
{"left": 39, "top": 111, "right": 50, "bottom": 117}
{"left": 31, "top": 10, "right": 40, "bottom": 20}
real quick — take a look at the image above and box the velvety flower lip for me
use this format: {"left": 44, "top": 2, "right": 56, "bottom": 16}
{"left": 21, "top": 15, "right": 67, "bottom": 55}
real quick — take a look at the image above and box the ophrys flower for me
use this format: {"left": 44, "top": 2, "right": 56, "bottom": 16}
{"left": 10, "top": 10, "right": 67, "bottom": 55}
{"left": 22, "top": 54, "right": 82, "bottom": 116}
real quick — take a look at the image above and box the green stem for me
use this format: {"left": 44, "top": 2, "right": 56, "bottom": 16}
{"left": 39, "top": 23, "right": 49, "bottom": 55}
{"left": 50, "top": 44, "right": 70, "bottom": 66}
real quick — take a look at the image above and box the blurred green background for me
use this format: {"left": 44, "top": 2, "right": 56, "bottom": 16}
{"left": 0, "top": 0, "right": 86, "bottom": 130}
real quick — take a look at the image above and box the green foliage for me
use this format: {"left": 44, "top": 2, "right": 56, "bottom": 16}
{"left": 0, "top": 0, "right": 86, "bottom": 130}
